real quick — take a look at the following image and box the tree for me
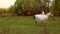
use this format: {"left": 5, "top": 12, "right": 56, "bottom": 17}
{"left": 8, "top": 0, "right": 56, "bottom": 16}
{"left": 14, "top": 0, "right": 24, "bottom": 16}
{"left": 52, "top": 0, "right": 60, "bottom": 16}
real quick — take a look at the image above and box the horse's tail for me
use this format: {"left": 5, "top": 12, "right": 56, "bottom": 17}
{"left": 33, "top": 15, "right": 35, "bottom": 19}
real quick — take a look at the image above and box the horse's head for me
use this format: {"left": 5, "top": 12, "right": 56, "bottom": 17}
{"left": 46, "top": 12, "right": 53, "bottom": 17}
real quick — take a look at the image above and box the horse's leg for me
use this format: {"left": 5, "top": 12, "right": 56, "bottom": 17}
{"left": 34, "top": 18, "right": 37, "bottom": 24}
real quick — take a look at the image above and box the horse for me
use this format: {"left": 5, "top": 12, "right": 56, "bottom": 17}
{"left": 33, "top": 11, "right": 53, "bottom": 24}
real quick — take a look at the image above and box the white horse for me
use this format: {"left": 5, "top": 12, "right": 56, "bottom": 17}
{"left": 34, "top": 11, "right": 53, "bottom": 24}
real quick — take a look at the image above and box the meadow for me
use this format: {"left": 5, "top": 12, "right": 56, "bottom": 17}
{"left": 0, "top": 16, "right": 60, "bottom": 34}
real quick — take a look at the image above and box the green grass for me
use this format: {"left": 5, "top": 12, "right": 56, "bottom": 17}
{"left": 0, "top": 16, "right": 60, "bottom": 34}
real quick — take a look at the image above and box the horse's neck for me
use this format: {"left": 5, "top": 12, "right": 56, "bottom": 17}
{"left": 46, "top": 13, "right": 51, "bottom": 17}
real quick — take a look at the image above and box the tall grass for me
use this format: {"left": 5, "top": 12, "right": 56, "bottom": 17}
{"left": 0, "top": 16, "right": 60, "bottom": 34}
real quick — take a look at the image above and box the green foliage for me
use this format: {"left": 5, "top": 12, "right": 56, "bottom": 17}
{"left": 50, "top": 0, "right": 60, "bottom": 16}
{"left": 14, "top": 0, "right": 24, "bottom": 15}
{"left": 7, "top": 0, "right": 60, "bottom": 16}
{"left": 8, "top": 6, "right": 15, "bottom": 13}
{"left": 54, "top": 0, "right": 60, "bottom": 11}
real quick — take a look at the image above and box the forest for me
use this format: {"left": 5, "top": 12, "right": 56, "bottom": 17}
{"left": 0, "top": 0, "right": 60, "bottom": 16}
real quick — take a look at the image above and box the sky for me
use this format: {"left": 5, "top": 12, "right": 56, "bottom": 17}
{"left": 0, "top": 0, "right": 16, "bottom": 8}
{"left": 0, "top": 0, "right": 54, "bottom": 9}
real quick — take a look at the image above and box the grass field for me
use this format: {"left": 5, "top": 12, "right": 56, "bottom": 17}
{"left": 0, "top": 16, "right": 60, "bottom": 34}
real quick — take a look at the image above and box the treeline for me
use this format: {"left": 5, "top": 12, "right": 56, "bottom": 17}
{"left": 0, "top": 0, "right": 60, "bottom": 16}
